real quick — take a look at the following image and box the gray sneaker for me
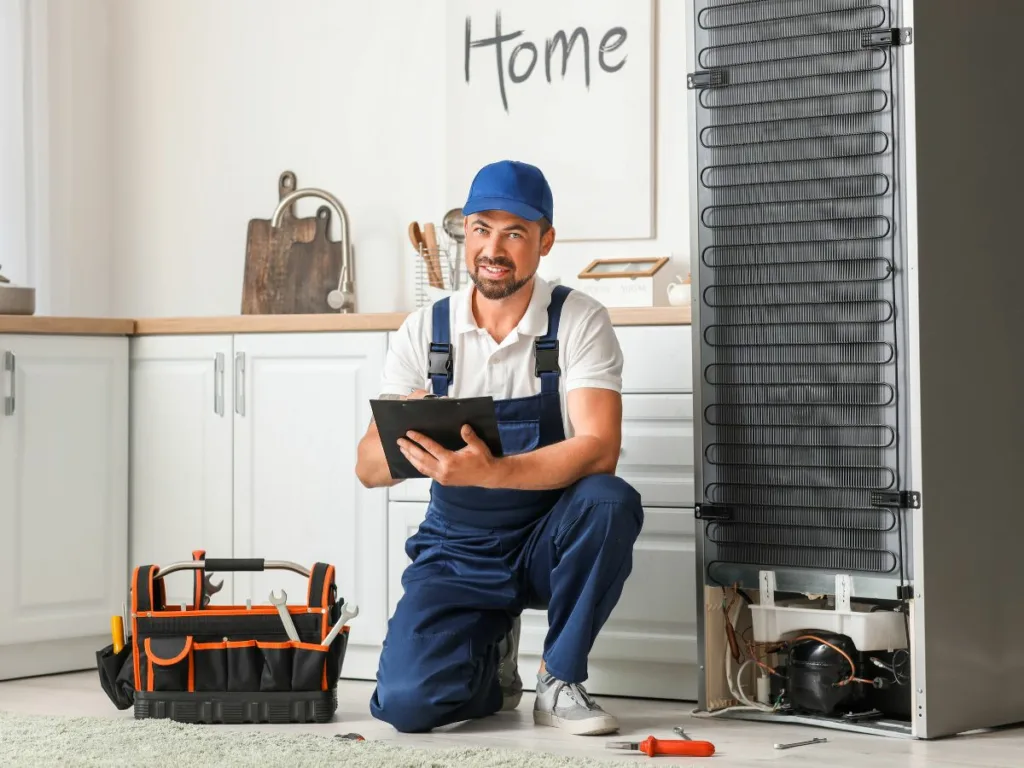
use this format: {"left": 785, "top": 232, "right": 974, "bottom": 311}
{"left": 498, "top": 615, "right": 522, "bottom": 711}
{"left": 533, "top": 672, "right": 619, "bottom": 735}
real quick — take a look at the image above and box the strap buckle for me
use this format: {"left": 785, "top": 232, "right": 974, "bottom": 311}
{"left": 428, "top": 343, "right": 453, "bottom": 380}
{"left": 534, "top": 339, "right": 560, "bottom": 376}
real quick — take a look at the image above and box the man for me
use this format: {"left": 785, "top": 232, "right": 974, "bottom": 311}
{"left": 356, "top": 160, "right": 643, "bottom": 736}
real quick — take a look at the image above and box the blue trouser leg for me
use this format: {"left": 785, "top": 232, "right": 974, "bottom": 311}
{"left": 519, "top": 474, "right": 644, "bottom": 684}
{"left": 369, "top": 514, "right": 515, "bottom": 733}
{"left": 369, "top": 475, "right": 643, "bottom": 731}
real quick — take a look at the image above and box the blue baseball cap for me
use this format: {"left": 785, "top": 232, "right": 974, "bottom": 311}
{"left": 462, "top": 160, "right": 554, "bottom": 224}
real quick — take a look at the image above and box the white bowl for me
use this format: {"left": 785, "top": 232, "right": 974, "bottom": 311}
{"left": 0, "top": 284, "right": 36, "bottom": 315}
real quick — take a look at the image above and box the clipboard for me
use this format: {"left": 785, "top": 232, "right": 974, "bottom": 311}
{"left": 370, "top": 396, "right": 504, "bottom": 480}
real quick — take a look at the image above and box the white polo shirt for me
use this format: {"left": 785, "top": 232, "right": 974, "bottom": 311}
{"left": 379, "top": 276, "right": 624, "bottom": 439}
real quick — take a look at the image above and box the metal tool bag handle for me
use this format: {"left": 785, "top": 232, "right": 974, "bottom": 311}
{"left": 157, "top": 558, "right": 312, "bottom": 576}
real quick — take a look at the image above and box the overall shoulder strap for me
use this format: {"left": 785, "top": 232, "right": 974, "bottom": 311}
{"left": 428, "top": 298, "right": 453, "bottom": 396}
{"left": 535, "top": 285, "right": 572, "bottom": 395}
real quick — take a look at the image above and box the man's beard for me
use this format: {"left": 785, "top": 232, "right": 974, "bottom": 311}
{"left": 469, "top": 257, "right": 533, "bottom": 300}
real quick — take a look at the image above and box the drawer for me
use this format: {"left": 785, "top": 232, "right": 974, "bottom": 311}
{"left": 617, "top": 394, "right": 694, "bottom": 507}
{"left": 615, "top": 325, "right": 694, "bottom": 394}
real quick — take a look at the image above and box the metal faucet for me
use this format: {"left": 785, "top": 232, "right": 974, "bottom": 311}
{"left": 271, "top": 187, "right": 355, "bottom": 313}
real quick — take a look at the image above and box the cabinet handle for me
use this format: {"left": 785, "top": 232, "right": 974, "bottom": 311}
{"left": 214, "top": 353, "right": 225, "bottom": 416}
{"left": 234, "top": 352, "right": 245, "bottom": 416}
{"left": 3, "top": 351, "right": 14, "bottom": 416}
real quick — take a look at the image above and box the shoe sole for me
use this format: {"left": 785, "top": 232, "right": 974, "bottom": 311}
{"left": 501, "top": 691, "right": 522, "bottom": 711}
{"left": 533, "top": 709, "right": 619, "bottom": 735}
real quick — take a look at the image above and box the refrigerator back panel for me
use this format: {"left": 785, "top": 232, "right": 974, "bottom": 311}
{"left": 691, "top": 0, "right": 912, "bottom": 589}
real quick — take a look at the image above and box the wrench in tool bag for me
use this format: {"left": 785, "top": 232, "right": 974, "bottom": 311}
{"left": 322, "top": 602, "right": 359, "bottom": 646}
{"left": 269, "top": 589, "right": 300, "bottom": 641}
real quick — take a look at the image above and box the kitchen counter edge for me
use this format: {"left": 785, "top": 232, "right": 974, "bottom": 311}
{"left": 0, "top": 306, "right": 691, "bottom": 337}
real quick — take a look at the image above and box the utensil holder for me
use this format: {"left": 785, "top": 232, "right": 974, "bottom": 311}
{"left": 413, "top": 229, "right": 468, "bottom": 308}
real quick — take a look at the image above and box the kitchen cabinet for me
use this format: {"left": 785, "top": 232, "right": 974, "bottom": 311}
{"left": 127, "top": 331, "right": 389, "bottom": 681}
{"left": 0, "top": 334, "right": 129, "bottom": 681}
{"left": 129, "top": 335, "right": 235, "bottom": 606}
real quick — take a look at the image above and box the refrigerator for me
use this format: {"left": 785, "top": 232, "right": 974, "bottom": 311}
{"left": 686, "top": 0, "right": 1024, "bottom": 739}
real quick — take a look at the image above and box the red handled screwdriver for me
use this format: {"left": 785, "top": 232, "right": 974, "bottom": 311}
{"left": 606, "top": 735, "right": 716, "bottom": 757}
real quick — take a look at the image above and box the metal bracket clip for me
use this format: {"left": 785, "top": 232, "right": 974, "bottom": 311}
{"left": 687, "top": 69, "right": 729, "bottom": 90}
{"left": 861, "top": 27, "right": 913, "bottom": 48}
{"left": 694, "top": 504, "right": 732, "bottom": 522}
{"left": 870, "top": 490, "right": 921, "bottom": 509}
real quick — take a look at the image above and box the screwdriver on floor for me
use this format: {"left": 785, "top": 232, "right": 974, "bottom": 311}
{"left": 606, "top": 735, "right": 716, "bottom": 758}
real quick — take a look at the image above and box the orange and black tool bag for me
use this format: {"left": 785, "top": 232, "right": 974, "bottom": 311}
{"left": 96, "top": 553, "right": 350, "bottom": 724}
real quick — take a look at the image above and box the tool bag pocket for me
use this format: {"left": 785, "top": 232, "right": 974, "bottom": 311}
{"left": 193, "top": 640, "right": 229, "bottom": 692}
{"left": 96, "top": 640, "right": 135, "bottom": 710}
{"left": 291, "top": 642, "right": 330, "bottom": 691}
{"left": 229, "top": 640, "right": 330, "bottom": 692}
{"left": 143, "top": 636, "right": 194, "bottom": 692}
{"left": 223, "top": 640, "right": 261, "bottom": 692}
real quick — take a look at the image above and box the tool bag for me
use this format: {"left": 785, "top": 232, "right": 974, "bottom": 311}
{"left": 96, "top": 550, "right": 350, "bottom": 724}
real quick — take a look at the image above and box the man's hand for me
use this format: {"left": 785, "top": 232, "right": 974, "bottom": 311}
{"left": 398, "top": 425, "right": 500, "bottom": 487}
{"left": 355, "top": 388, "right": 432, "bottom": 488}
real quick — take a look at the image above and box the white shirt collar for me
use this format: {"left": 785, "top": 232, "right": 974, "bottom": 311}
{"left": 453, "top": 275, "right": 554, "bottom": 340}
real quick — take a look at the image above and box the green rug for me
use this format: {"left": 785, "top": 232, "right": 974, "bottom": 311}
{"left": 0, "top": 711, "right": 615, "bottom": 767}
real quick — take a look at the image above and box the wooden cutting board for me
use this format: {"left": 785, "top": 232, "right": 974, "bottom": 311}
{"left": 282, "top": 206, "right": 345, "bottom": 314}
{"left": 241, "top": 171, "right": 317, "bottom": 314}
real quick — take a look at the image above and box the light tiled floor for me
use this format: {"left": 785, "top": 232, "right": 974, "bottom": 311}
{"left": 1, "top": 671, "right": 1022, "bottom": 766}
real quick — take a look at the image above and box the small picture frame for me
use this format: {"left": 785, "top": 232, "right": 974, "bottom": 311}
{"left": 575, "top": 256, "right": 675, "bottom": 308}
{"left": 578, "top": 257, "right": 669, "bottom": 280}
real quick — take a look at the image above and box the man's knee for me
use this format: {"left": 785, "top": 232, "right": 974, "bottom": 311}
{"left": 370, "top": 603, "right": 501, "bottom": 732}
{"left": 568, "top": 474, "right": 644, "bottom": 543}
{"left": 370, "top": 678, "right": 442, "bottom": 733}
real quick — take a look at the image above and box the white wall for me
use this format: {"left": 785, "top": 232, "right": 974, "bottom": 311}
{"left": 1, "top": 0, "right": 30, "bottom": 289}
{"left": 1, "top": 0, "right": 116, "bottom": 316}
{"left": 34, "top": 0, "right": 693, "bottom": 317}
{"left": 42, "top": 0, "right": 116, "bottom": 317}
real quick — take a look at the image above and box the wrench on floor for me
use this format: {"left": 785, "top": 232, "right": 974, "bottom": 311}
{"left": 774, "top": 737, "right": 827, "bottom": 750}
{"left": 268, "top": 589, "right": 300, "bottom": 642}
{"left": 322, "top": 602, "right": 359, "bottom": 647}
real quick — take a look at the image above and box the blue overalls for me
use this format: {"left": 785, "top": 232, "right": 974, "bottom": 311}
{"left": 369, "top": 285, "right": 644, "bottom": 733}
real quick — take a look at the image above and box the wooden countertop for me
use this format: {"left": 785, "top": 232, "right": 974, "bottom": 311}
{"left": 0, "top": 316, "right": 136, "bottom": 335}
{"left": 0, "top": 305, "right": 690, "bottom": 337}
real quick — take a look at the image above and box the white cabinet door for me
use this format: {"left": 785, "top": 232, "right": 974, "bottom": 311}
{"left": 231, "top": 332, "right": 388, "bottom": 681}
{"left": 0, "top": 335, "right": 128, "bottom": 680}
{"left": 387, "top": 501, "right": 430, "bottom": 617}
{"left": 128, "top": 335, "right": 234, "bottom": 606}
